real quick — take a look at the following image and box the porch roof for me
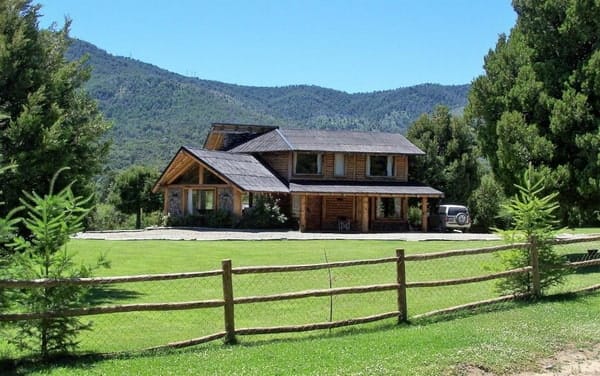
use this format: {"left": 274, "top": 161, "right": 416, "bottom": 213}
{"left": 289, "top": 180, "right": 443, "bottom": 197}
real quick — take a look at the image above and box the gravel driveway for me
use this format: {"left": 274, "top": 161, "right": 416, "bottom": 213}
{"left": 73, "top": 227, "right": 502, "bottom": 241}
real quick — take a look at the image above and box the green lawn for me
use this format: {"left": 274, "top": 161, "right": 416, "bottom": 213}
{"left": 2, "top": 238, "right": 599, "bottom": 375}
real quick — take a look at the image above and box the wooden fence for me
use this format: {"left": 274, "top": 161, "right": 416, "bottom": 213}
{"left": 1, "top": 236, "right": 599, "bottom": 353}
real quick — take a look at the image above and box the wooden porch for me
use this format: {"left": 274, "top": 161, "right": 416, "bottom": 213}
{"left": 297, "top": 194, "right": 432, "bottom": 233}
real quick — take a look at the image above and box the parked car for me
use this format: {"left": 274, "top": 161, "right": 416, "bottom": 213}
{"left": 431, "top": 204, "right": 471, "bottom": 232}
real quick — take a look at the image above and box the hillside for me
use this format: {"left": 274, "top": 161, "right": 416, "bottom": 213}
{"left": 66, "top": 39, "right": 470, "bottom": 170}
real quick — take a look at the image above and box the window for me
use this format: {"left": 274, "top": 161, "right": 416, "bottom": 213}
{"left": 241, "top": 192, "right": 253, "bottom": 210}
{"left": 295, "top": 152, "right": 322, "bottom": 175}
{"left": 173, "top": 165, "right": 199, "bottom": 184}
{"left": 376, "top": 197, "right": 402, "bottom": 219}
{"left": 368, "top": 155, "right": 394, "bottom": 177}
{"left": 334, "top": 153, "right": 345, "bottom": 176}
{"left": 203, "top": 168, "right": 226, "bottom": 185}
{"left": 292, "top": 195, "right": 301, "bottom": 218}
{"left": 186, "top": 189, "right": 215, "bottom": 214}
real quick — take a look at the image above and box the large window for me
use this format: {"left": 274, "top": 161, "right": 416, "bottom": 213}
{"left": 376, "top": 197, "right": 402, "bottom": 219}
{"left": 368, "top": 155, "right": 394, "bottom": 177}
{"left": 186, "top": 189, "right": 215, "bottom": 214}
{"left": 295, "top": 152, "right": 322, "bottom": 175}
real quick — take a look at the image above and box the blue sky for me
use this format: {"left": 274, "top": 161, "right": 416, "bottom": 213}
{"left": 39, "top": 1, "right": 516, "bottom": 93}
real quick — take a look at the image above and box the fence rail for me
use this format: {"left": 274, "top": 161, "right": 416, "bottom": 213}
{"left": 1, "top": 235, "right": 599, "bottom": 356}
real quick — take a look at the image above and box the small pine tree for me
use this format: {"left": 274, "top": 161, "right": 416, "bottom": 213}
{"left": 7, "top": 169, "right": 109, "bottom": 359}
{"left": 496, "top": 167, "right": 565, "bottom": 296}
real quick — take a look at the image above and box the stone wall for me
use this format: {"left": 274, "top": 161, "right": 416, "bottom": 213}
{"left": 167, "top": 188, "right": 183, "bottom": 216}
{"left": 218, "top": 187, "right": 233, "bottom": 213}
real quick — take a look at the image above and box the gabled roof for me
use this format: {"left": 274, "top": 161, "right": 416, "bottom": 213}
{"left": 154, "top": 147, "right": 289, "bottom": 193}
{"left": 229, "top": 128, "right": 425, "bottom": 155}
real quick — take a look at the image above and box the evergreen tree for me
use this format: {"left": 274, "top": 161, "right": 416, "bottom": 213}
{"left": 0, "top": 0, "right": 111, "bottom": 219}
{"left": 407, "top": 106, "right": 480, "bottom": 205}
{"left": 8, "top": 168, "right": 109, "bottom": 359}
{"left": 111, "top": 165, "right": 162, "bottom": 229}
{"left": 467, "top": 0, "right": 600, "bottom": 225}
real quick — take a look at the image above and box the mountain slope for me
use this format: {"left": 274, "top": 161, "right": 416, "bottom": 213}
{"left": 67, "top": 39, "right": 469, "bottom": 170}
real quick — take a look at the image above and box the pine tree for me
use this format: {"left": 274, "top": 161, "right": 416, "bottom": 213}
{"left": 467, "top": 0, "right": 600, "bottom": 225}
{"left": 0, "top": 0, "right": 111, "bottom": 219}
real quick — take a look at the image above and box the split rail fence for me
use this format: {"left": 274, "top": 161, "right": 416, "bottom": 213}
{"left": 1, "top": 236, "right": 599, "bottom": 357}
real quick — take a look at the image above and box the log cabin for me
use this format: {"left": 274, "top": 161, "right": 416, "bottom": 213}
{"left": 152, "top": 123, "right": 443, "bottom": 232}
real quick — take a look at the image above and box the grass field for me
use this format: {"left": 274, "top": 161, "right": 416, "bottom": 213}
{"left": 2, "top": 238, "right": 599, "bottom": 375}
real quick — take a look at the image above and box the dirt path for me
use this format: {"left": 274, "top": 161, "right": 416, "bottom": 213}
{"left": 519, "top": 344, "right": 600, "bottom": 376}
{"left": 72, "top": 227, "right": 501, "bottom": 241}
{"left": 464, "top": 344, "right": 600, "bottom": 375}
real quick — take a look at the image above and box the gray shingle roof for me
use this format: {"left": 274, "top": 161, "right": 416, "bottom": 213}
{"left": 229, "top": 128, "right": 424, "bottom": 155}
{"left": 289, "top": 180, "right": 443, "bottom": 197}
{"left": 184, "top": 147, "right": 289, "bottom": 193}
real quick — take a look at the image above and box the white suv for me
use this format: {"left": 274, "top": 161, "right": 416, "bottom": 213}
{"left": 436, "top": 204, "right": 471, "bottom": 232}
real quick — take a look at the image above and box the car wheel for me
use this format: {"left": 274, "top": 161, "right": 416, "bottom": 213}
{"left": 456, "top": 213, "right": 468, "bottom": 226}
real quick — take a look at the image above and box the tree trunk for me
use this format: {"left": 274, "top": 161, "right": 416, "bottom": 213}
{"left": 136, "top": 207, "right": 142, "bottom": 229}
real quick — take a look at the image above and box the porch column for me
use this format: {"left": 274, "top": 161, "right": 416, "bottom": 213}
{"left": 163, "top": 189, "right": 168, "bottom": 215}
{"left": 232, "top": 189, "right": 242, "bottom": 218}
{"left": 299, "top": 195, "right": 307, "bottom": 232}
{"left": 421, "top": 197, "right": 428, "bottom": 232}
{"left": 361, "top": 196, "right": 369, "bottom": 232}
{"left": 402, "top": 197, "right": 408, "bottom": 221}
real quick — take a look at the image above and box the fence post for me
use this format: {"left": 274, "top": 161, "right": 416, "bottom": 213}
{"left": 530, "top": 245, "right": 541, "bottom": 298}
{"left": 396, "top": 249, "right": 408, "bottom": 323}
{"left": 221, "top": 259, "right": 237, "bottom": 344}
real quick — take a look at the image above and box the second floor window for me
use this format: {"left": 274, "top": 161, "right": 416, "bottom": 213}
{"left": 334, "top": 153, "right": 345, "bottom": 176}
{"left": 368, "top": 155, "right": 394, "bottom": 177}
{"left": 295, "top": 152, "right": 322, "bottom": 175}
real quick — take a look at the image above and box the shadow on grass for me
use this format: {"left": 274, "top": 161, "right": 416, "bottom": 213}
{"left": 86, "top": 286, "right": 145, "bottom": 305}
{"left": 3, "top": 290, "right": 598, "bottom": 375}
{"left": 565, "top": 252, "right": 600, "bottom": 274}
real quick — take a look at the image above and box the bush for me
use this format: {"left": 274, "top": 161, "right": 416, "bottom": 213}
{"left": 468, "top": 173, "right": 506, "bottom": 231}
{"left": 204, "top": 209, "right": 234, "bottom": 228}
{"left": 86, "top": 203, "right": 129, "bottom": 230}
{"left": 87, "top": 204, "right": 164, "bottom": 230}
{"left": 408, "top": 206, "right": 422, "bottom": 228}
{"left": 237, "top": 195, "right": 288, "bottom": 229}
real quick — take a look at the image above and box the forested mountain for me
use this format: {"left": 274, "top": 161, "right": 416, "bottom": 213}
{"left": 66, "top": 39, "right": 469, "bottom": 170}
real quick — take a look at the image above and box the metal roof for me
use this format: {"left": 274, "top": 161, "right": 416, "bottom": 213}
{"left": 229, "top": 128, "right": 425, "bottom": 155}
{"left": 289, "top": 180, "right": 443, "bottom": 197}
{"left": 183, "top": 147, "right": 289, "bottom": 193}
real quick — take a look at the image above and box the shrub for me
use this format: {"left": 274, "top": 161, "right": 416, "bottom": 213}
{"left": 86, "top": 203, "right": 129, "bottom": 230}
{"left": 237, "top": 195, "right": 288, "bottom": 229}
{"left": 408, "top": 206, "right": 422, "bottom": 228}
{"left": 468, "top": 173, "right": 506, "bottom": 231}
{"left": 204, "top": 209, "right": 234, "bottom": 228}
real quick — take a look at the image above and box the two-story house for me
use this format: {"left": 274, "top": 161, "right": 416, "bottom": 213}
{"left": 153, "top": 123, "right": 443, "bottom": 232}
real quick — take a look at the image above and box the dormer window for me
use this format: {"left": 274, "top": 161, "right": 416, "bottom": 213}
{"left": 368, "top": 155, "right": 394, "bottom": 177}
{"left": 295, "top": 152, "right": 323, "bottom": 175}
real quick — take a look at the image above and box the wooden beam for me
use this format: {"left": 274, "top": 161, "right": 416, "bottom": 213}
{"left": 421, "top": 197, "right": 428, "bottom": 232}
{"left": 361, "top": 196, "right": 369, "bottom": 232}
{"left": 163, "top": 189, "right": 168, "bottom": 214}
{"left": 232, "top": 189, "right": 242, "bottom": 218}
{"left": 299, "top": 195, "right": 307, "bottom": 232}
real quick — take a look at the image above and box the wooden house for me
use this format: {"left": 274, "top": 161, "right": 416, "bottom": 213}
{"left": 153, "top": 123, "right": 443, "bottom": 232}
